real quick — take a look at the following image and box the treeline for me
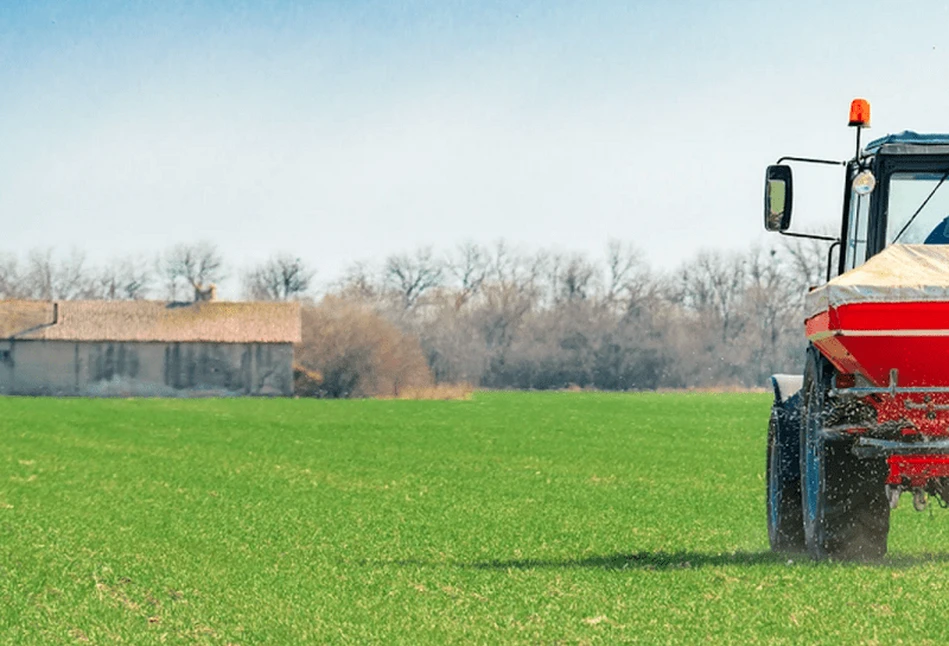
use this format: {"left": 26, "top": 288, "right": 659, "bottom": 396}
{"left": 0, "top": 244, "right": 311, "bottom": 302}
{"left": 329, "top": 239, "right": 830, "bottom": 390}
{"left": 0, "top": 238, "right": 830, "bottom": 392}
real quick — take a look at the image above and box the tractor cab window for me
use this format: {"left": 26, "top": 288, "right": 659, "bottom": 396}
{"left": 844, "top": 189, "right": 870, "bottom": 270}
{"left": 887, "top": 171, "right": 949, "bottom": 245}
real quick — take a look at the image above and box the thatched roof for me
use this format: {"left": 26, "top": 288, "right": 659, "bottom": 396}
{"left": 0, "top": 300, "right": 301, "bottom": 344}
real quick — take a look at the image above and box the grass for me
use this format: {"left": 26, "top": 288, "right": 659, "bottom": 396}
{"left": 2, "top": 392, "right": 949, "bottom": 644}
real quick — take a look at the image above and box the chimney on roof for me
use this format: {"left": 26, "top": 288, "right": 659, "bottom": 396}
{"left": 194, "top": 283, "right": 217, "bottom": 302}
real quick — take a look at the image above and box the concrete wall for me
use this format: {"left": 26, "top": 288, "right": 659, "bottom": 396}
{"left": 0, "top": 340, "right": 293, "bottom": 397}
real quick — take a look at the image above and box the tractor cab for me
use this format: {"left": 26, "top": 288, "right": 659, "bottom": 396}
{"left": 764, "top": 99, "right": 949, "bottom": 282}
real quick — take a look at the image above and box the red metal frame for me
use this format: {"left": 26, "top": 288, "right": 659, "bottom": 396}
{"left": 888, "top": 455, "right": 949, "bottom": 486}
{"left": 865, "top": 392, "right": 949, "bottom": 437}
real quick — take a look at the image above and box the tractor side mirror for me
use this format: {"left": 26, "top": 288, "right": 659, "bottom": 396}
{"left": 764, "top": 165, "right": 793, "bottom": 232}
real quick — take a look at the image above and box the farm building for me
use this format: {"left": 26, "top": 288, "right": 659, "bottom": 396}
{"left": 0, "top": 299, "right": 301, "bottom": 397}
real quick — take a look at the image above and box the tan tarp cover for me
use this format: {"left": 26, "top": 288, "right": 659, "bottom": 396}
{"left": 806, "top": 244, "right": 949, "bottom": 318}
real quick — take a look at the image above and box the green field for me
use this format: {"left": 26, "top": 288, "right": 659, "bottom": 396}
{"left": 2, "top": 392, "right": 949, "bottom": 644}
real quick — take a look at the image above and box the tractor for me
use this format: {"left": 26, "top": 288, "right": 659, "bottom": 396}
{"left": 765, "top": 99, "right": 949, "bottom": 560}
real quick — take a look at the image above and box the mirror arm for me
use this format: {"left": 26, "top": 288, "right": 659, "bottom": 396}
{"left": 776, "top": 156, "right": 846, "bottom": 167}
{"left": 825, "top": 240, "right": 841, "bottom": 282}
{"left": 779, "top": 230, "right": 839, "bottom": 242}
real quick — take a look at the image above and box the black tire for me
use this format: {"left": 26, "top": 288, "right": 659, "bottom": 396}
{"left": 800, "top": 347, "right": 890, "bottom": 561}
{"left": 767, "top": 406, "right": 804, "bottom": 552}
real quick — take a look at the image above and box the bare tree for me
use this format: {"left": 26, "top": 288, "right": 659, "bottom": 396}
{"left": 475, "top": 243, "right": 542, "bottom": 360}
{"left": 676, "top": 249, "right": 748, "bottom": 347}
{"left": 244, "top": 253, "right": 315, "bottom": 301}
{"left": 96, "top": 256, "right": 152, "bottom": 300}
{"left": 489, "top": 240, "right": 525, "bottom": 285}
{"left": 487, "top": 240, "right": 544, "bottom": 298}
{"left": 604, "top": 240, "right": 648, "bottom": 305}
{"left": 446, "top": 241, "right": 488, "bottom": 310}
{"left": 159, "top": 242, "right": 225, "bottom": 300}
{"left": 18, "top": 248, "right": 95, "bottom": 300}
{"left": 559, "top": 253, "right": 597, "bottom": 302}
{"left": 335, "top": 261, "right": 381, "bottom": 303}
{"left": 21, "top": 248, "right": 55, "bottom": 300}
{"left": 55, "top": 249, "right": 93, "bottom": 299}
{"left": 385, "top": 247, "right": 443, "bottom": 309}
{"left": 0, "top": 253, "right": 21, "bottom": 299}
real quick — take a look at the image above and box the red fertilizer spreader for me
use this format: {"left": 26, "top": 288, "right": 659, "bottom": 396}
{"left": 805, "top": 245, "right": 949, "bottom": 490}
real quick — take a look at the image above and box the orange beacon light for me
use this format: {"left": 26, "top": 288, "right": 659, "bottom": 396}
{"left": 849, "top": 98, "right": 870, "bottom": 127}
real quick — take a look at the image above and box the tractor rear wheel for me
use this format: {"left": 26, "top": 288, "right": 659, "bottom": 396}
{"left": 767, "top": 407, "right": 804, "bottom": 552}
{"left": 800, "top": 348, "right": 890, "bottom": 561}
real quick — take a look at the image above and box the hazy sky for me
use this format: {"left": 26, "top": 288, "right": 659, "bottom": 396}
{"left": 4, "top": 0, "right": 949, "bottom": 295}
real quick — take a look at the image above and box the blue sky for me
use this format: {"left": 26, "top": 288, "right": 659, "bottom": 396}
{"left": 4, "top": 0, "right": 949, "bottom": 294}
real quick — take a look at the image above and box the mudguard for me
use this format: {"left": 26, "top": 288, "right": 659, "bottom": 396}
{"left": 771, "top": 374, "right": 803, "bottom": 405}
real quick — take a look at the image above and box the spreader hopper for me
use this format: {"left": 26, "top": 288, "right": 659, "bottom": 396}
{"left": 805, "top": 244, "right": 949, "bottom": 388}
